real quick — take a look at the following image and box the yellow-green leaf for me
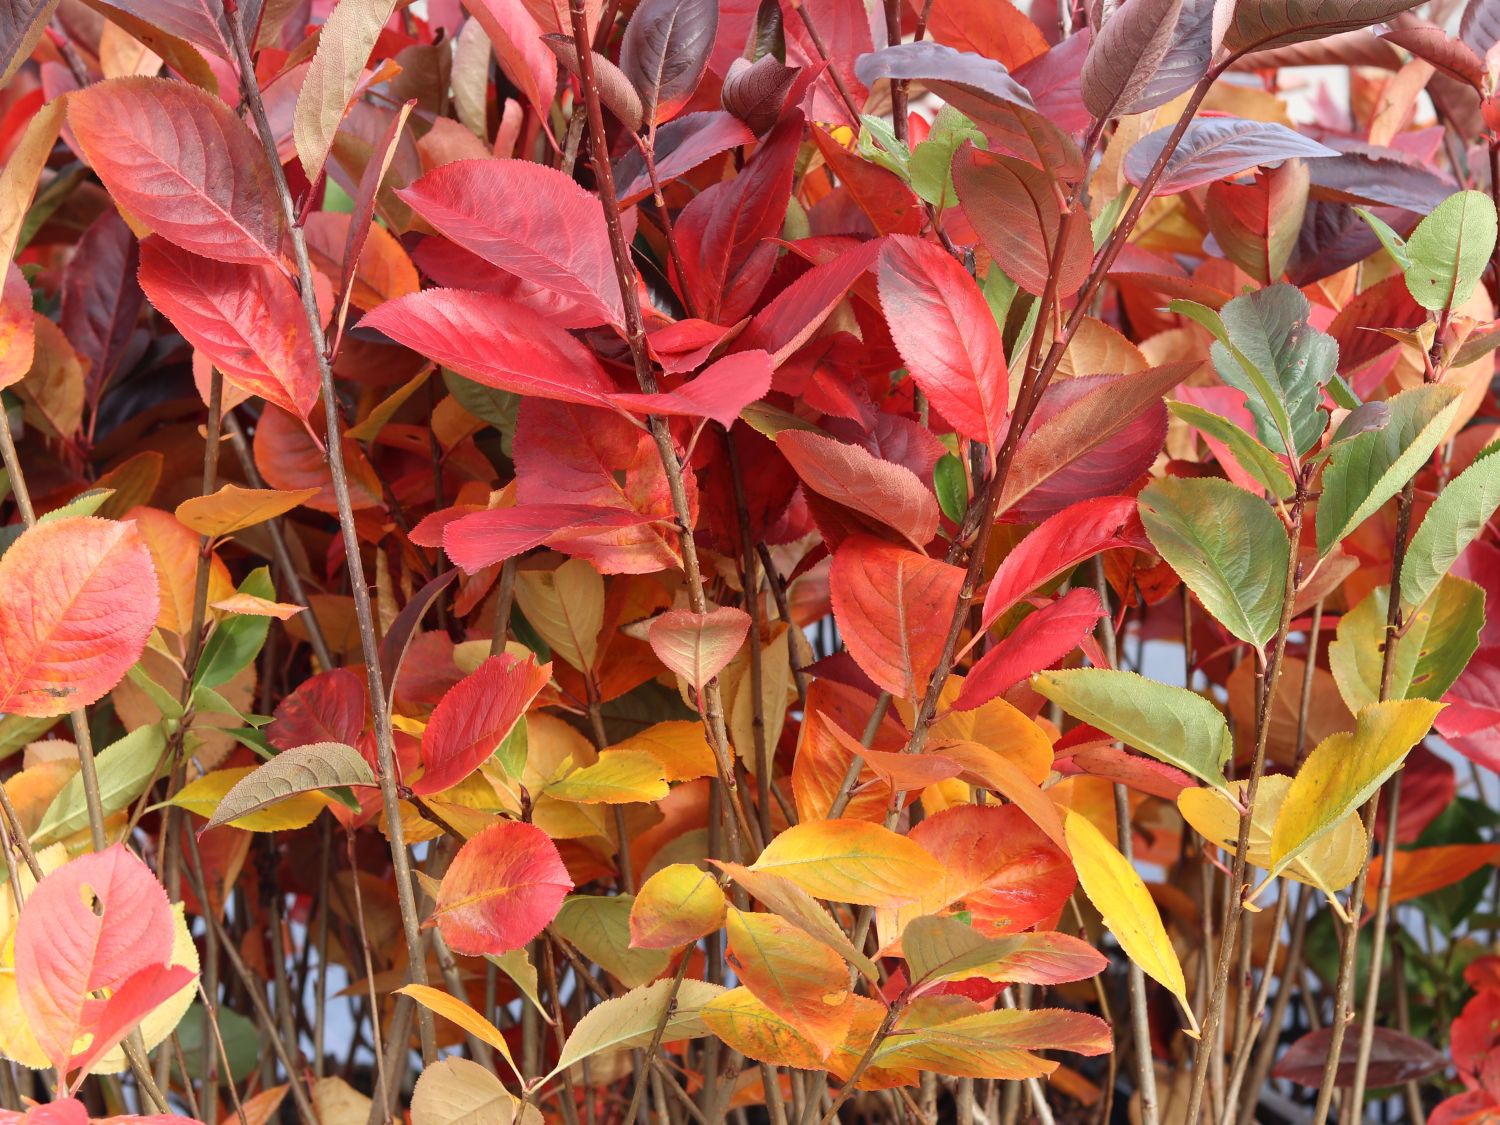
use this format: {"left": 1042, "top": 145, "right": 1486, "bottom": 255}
{"left": 629, "top": 863, "right": 727, "bottom": 949}
{"left": 748, "top": 820, "right": 946, "bottom": 908}
{"left": 1270, "top": 699, "right": 1442, "bottom": 878}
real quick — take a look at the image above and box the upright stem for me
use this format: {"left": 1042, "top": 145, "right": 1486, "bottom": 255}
{"left": 566, "top": 0, "right": 753, "bottom": 858}
{"left": 1321, "top": 481, "right": 1417, "bottom": 1121}
{"left": 221, "top": 1, "right": 435, "bottom": 1060}
{"left": 1184, "top": 479, "right": 1307, "bottom": 1125}
{"left": 1093, "top": 561, "right": 1158, "bottom": 1125}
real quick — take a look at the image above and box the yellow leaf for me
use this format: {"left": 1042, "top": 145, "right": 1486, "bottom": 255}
{"left": 629, "top": 863, "right": 726, "bottom": 949}
{"left": 210, "top": 592, "right": 303, "bottom": 620}
{"left": 1064, "top": 809, "right": 1197, "bottom": 1034}
{"left": 397, "top": 983, "right": 522, "bottom": 1084}
{"left": 1179, "top": 776, "right": 1365, "bottom": 911}
{"left": 609, "top": 721, "right": 716, "bottom": 782}
{"left": 544, "top": 749, "right": 668, "bottom": 805}
{"left": 1270, "top": 699, "right": 1442, "bottom": 878}
{"left": 749, "top": 820, "right": 946, "bottom": 908}
{"left": 170, "top": 767, "right": 328, "bottom": 831}
{"left": 175, "top": 484, "right": 320, "bottom": 538}
{"left": 513, "top": 559, "right": 603, "bottom": 672}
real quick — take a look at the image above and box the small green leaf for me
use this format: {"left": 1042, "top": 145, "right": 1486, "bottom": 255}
{"left": 194, "top": 567, "right": 275, "bottom": 690}
{"left": 1402, "top": 445, "right": 1500, "bottom": 610}
{"left": 1315, "top": 384, "right": 1462, "bottom": 555}
{"left": 1354, "top": 206, "right": 1411, "bottom": 271}
{"left": 1168, "top": 401, "right": 1295, "bottom": 498}
{"left": 34, "top": 724, "right": 167, "bottom": 845}
{"left": 933, "top": 453, "right": 968, "bottom": 523}
{"left": 909, "top": 106, "right": 984, "bottom": 208}
{"left": 1033, "top": 668, "right": 1232, "bottom": 789}
{"left": 1139, "top": 477, "right": 1289, "bottom": 649}
{"left": 1403, "top": 190, "right": 1498, "bottom": 312}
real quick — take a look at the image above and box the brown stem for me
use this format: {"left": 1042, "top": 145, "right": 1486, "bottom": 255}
{"left": 221, "top": 0, "right": 436, "bottom": 1060}
{"left": 566, "top": 0, "right": 755, "bottom": 860}
{"left": 1185, "top": 477, "right": 1308, "bottom": 1125}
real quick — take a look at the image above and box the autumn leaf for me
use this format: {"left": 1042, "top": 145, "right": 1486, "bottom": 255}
{"left": 430, "top": 821, "right": 573, "bottom": 955}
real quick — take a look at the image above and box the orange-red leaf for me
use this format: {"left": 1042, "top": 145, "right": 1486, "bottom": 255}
{"left": 416, "top": 654, "right": 551, "bottom": 795}
{"left": 430, "top": 821, "right": 573, "bottom": 955}
{"left": 0, "top": 517, "right": 159, "bottom": 717}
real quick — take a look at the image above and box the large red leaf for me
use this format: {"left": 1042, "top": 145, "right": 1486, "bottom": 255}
{"left": 137, "top": 238, "right": 320, "bottom": 420}
{"left": 830, "top": 534, "right": 966, "bottom": 701}
{"left": 955, "top": 588, "right": 1106, "bottom": 710}
{"left": 953, "top": 146, "right": 1092, "bottom": 298}
{"left": 737, "top": 238, "right": 883, "bottom": 365}
{"left": 910, "top": 803, "right": 1076, "bottom": 934}
{"left": 675, "top": 111, "right": 801, "bottom": 323}
{"left": 417, "top": 655, "right": 550, "bottom": 795}
{"left": 361, "top": 288, "right": 617, "bottom": 408}
{"left": 0, "top": 517, "right": 159, "bottom": 717}
{"left": 442, "top": 505, "right": 661, "bottom": 574}
{"left": 68, "top": 78, "right": 281, "bottom": 264}
{"left": 398, "top": 160, "right": 623, "bottom": 328}
{"left": 59, "top": 212, "right": 143, "bottom": 406}
{"left": 999, "top": 364, "right": 1194, "bottom": 520}
{"left": 267, "top": 668, "right": 369, "bottom": 751}
{"left": 431, "top": 820, "right": 574, "bottom": 955}
{"left": 777, "top": 430, "right": 940, "bottom": 549}
{"left": 14, "top": 846, "right": 192, "bottom": 1077}
{"left": 512, "top": 398, "right": 689, "bottom": 574}
{"left": 612, "top": 350, "right": 773, "bottom": 428}
{"left": 980, "top": 495, "right": 1149, "bottom": 631}
{"left": 877, "top": 235, "right": 1009, "bottom": 451}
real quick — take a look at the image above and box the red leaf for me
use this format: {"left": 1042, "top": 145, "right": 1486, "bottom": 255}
{"left": 648, "top": 607, "right": 751, "bottom": 690}
{"left": 877, "top": 235, "right": 1009, "bottom": 451}
{"left": 417, "top": 654, "right": 551, "bottom": 795}
{"left": 981, "top": 495, "right": 1149, "bottom": 631}
{"left": 738, "top": 238, "right": 883, "bottom": 364}
{"left": 830, "top": 534, "right": 966, "bottom": 700}
{"left": 68, "top": 78, "right": 281, "bottom": 264}
{"left": 362, "top": 288, "right": 617, "bottom": 407}
{"left": 953, "top": 146, "right": 1092, "bottom": 298}
{"left": 267, "top": 668, "right": 369, "bottom": 751}
{"left": 463, "top": 0, "right": 558, "bottom": 119}
{"left": 14, "top": 846, "right": 189, "bottom": 1076}
{"left": 59, "top": 212, "right": 143, "bottom": 406}
{"left": 999, "top": 364, "right": 1193, "bottom": 520}
{"left": 442, "top": 505, "right": 661, "bottom": 573}
{"left": 0, "top": 517, "right": 159, "bottom": 717}
{"left": 512, "top": 399, "right": 690, "bottom": 574}
{"left": 955, "top": 589, "right": 1106, "bottom": 710}
{"left": 431, "top": 821, "right": 574, "bottom": 955}
{"left": 675, "top": 112, "right": 801, "bottom": 323}
{"left": 910, "top": 803, "right": 1076, "bottom": 934}
{"left": 612, "top": 351, "right": 773, "bottom": 428}
{"left": 137, "top": 238, "right": 320, "bottom": 420}
{"left": 398, "top": 159, "right": 623, "bottom": 328}
{"left": 777, "top": 430, "right": 940, "bottom": 549}
{"left": 1273, "top": 1026, "right": 1447, "bottom": 1088}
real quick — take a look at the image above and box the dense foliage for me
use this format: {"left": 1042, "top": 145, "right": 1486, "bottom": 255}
{"left": 3, "top": 0, "right": 1500, "bottom": 1120}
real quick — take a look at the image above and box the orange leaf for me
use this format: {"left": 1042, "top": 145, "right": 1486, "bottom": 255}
{"left": 1366, "top": 843, "right": 1500, "bottom": 909}
{"left": 648, "top": 607, "right": 751, "bottom": 691}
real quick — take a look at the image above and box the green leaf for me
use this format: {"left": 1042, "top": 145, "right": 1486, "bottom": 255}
{"left": 33, "top": 724, "right": 167, "bottom": 845}
{"left": 1168, "top": 400, "right": 1295, "bottom": 498}
{"left": 1354, "top": 206, "right": 1411, "bottom": 271}
{"left": 1315, "top": 384, "right": 1462, "bottom": 554}
{"left": 1139, "top": 477, "right": 1289, "bottom": 648}
{"left": 1209, "top": 284, "right": 1337, "bottom": 458}
{"left": 443, "top": 371, "right": 520, "bottom": 455}
{"left": 1032, "top": 668, "right": 1232, "bottom": 789}
{"left": 1330, "top": 579, "right": 1482, "bottom": 711}
{"left": 1404, "top": 190, "right": 1498, "bottom": 312}
{"left": 857, "top": 114, "right": 909, "bottom": 178}
{"left": 1401, "top": 446, "right": 1500, "bottom": 610}
{"left": 1270, "top": 699, "right": 1443, "bottom": 879}
{"left": 553, "top": 895, "right": 670, "bottom": 987}
{"left": 194, "top": 567, "right": 275, "bottom": 690}
{"left": 933, "top": 453, "right": 968, "bottom": 523}
{"left": 549, "top": 977, "right": 724, "bottom": 1079}
{"left": 203, "top": 742, "right": 377, "bottom": 831}
{"left": 909, "top": 106, "right": 984, "bottom": 208}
